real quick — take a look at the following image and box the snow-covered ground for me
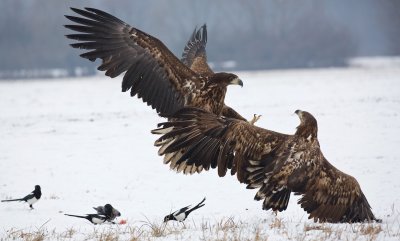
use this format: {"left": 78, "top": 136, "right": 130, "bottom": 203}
{"left": 0, "top": 66, "right": 399, "bottom": 240}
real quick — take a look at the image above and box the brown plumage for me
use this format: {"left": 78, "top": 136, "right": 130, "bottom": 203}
{"left": 180, "top": 24, "right": 247, "bottom": 122}
{"left": 181, "top": 24, "right": 213, "bottom": 76}
{"left": 150, "top": 25, "right": 249, "bottom": 174}
{"left": 64, "top": 8, "right": 243, "bottom": 117}
{"left": 153, "top": 108, "right": 380, "bottom": 223}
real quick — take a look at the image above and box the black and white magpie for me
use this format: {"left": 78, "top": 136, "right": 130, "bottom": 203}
{"left": 164, "top": 197, "right": 206, "bottom": 222}
{"left": 93, "top": 204, "right": 121, "bottom": 222}
{"left": 1, "top": 185, "right": 42, "bottom": 209}
{"left": 64, "top": 213, "right": 108, "bottom": 225}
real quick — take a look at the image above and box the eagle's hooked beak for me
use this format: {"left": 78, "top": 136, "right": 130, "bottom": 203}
{"left": 230, "top": 78, "right": 243, "bottom": 87}
{"left": 294, "top": 109, "right": 303, "bottom": 118}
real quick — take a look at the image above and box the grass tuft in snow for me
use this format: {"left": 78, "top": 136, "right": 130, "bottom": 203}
{"left": 3, "top": 214, "right": 400, "bottom": 241}
{"left": 139, "top": 216, "right": 168, "bottom": 237}
{"left": 5, "top": 228, "right": 46, "bottom": 241}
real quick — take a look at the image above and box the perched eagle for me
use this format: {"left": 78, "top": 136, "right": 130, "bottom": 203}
{"left": 153, "top": 108, "right": 379, "bottom": 223}
{"left": 64, "top": 8, "right": 243, "bottom": 118}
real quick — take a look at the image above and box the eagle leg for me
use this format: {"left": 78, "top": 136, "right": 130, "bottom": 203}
{"left": 249, "top": 114, "right": 262, "bottom": 125}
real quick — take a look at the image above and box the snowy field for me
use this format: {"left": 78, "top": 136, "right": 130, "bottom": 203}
{"left": 0, "top": 66, "right": 399, "bottom": 240}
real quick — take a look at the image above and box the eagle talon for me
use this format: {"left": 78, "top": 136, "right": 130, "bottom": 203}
{"left": 249, "top": 114, "right": 262, "bottom": 125}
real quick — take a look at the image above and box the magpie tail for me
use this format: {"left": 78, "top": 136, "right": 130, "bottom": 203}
{"left": 93, "top": 207, "right": 102, "bottom": 213}
{"left": 188, "top": 197, "right": 206, "bottom": 213}
{"left": 1, "top": 198, "right": 24, "bottom": 202}
{"left": 64, "top": 214, "right": 87, "bottom": 219}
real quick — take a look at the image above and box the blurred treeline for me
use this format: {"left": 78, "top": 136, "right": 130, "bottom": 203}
{"left": 0, "top": 0, "right": 399, "bottom": 78}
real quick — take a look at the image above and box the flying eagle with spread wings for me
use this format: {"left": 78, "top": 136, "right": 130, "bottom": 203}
{"left": 152, "top": 108, "right": 379, "bottom": 223}
{"left": 64, "top": 8, "right": 244, "bottom": 118}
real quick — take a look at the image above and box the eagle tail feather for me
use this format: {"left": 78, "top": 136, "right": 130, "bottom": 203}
{"left": 260, "top": 187, "right": 291, "bottom": 212}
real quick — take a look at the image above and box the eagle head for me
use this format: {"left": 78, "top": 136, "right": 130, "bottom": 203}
{"left": 294, "top": 110, "right": 318, "bottom": 141}
{"left": 210, "top": 72, "right": 243, "bottom": 87}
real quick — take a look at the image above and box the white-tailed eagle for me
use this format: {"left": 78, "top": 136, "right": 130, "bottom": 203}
{"left": 153, "top": 108, "right": 380, "bottom": 223}
{"left": 65, "top": 8, "right": 243, "bottom": 118}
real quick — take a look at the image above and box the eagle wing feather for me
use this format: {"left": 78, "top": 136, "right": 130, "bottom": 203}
{"left": 180, "top": 25, "right": 246, "bottom": 121}
{"left": 296, "top": 155, "right": 377, "bottom": 223}
{"left": 153, "top": 107, "right": 288, "bottom": 179}
{"left": 181, "top": 25, "right": 213, "bottom": 76}
{"left": 65, "top": 7, "right": 202, "bottom": 117}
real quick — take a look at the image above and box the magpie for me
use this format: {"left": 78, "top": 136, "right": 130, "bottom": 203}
{"left": 64, "top": 213, "right": 108, "bottom": 225}
{"left": 1, "top": 185, "right": 41, "bottom": 209}
{"left": 164, "top": 197, "right": 206, "bottom": 222}
{"left": 93, "top": 204, "right": 121, "bottom": 222}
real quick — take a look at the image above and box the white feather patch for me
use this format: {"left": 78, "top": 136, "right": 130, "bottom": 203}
{"left": 152, "top": 127, "right": 173, "bottom": 135}
{"left": 158, "top": 138, "right": 174, "bottom": 155}
{"left": 92, "top": 217, "right": 105, "bottom": 224}
{"left": 27, "top": 197, "right": 38, "bottom": 205}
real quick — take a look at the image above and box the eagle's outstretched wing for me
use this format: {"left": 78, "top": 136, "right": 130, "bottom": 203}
{"left": 153, "top": 108, "right": 378, "bottom": 223}
{"left": 153, "top": 107, "right": 288, "bottom": 180}
{"left": 65, "top": 7, "right": 202, "bottom": 117}
{"left": 181, "top": 25, "right": 213, "bottom": 76}
{"left": 247, "top": 136, "right": 379, "bottom": 222}
{"left": 180, "top": 26, "right": 246, "bottom": 121}
{"left": 297, "top": 156, "right": 378, "bottom": 223}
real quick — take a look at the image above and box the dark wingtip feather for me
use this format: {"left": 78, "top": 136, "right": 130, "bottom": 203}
{"left": 64, "top": 25, "right": 80, "bottom": 31}
{"left": 70, "top": 7, "right": 86, "bottom": 15}
{"left": 65, "top": 34, "right": 88, "bottom": 41}
{"left": 64, "top": 15, "right": 76, "bottom": 22}
{"left": 79, "top": 52, "right": 96, "bottom": 62}
{"left": 201, "top": 24, "right": 207, "bottom": 42}
{"left": 84, "top": 7, "right": 122, "bottom": 22}
{"left": 84, "top": 7, "right": 103, "bottom": 15}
